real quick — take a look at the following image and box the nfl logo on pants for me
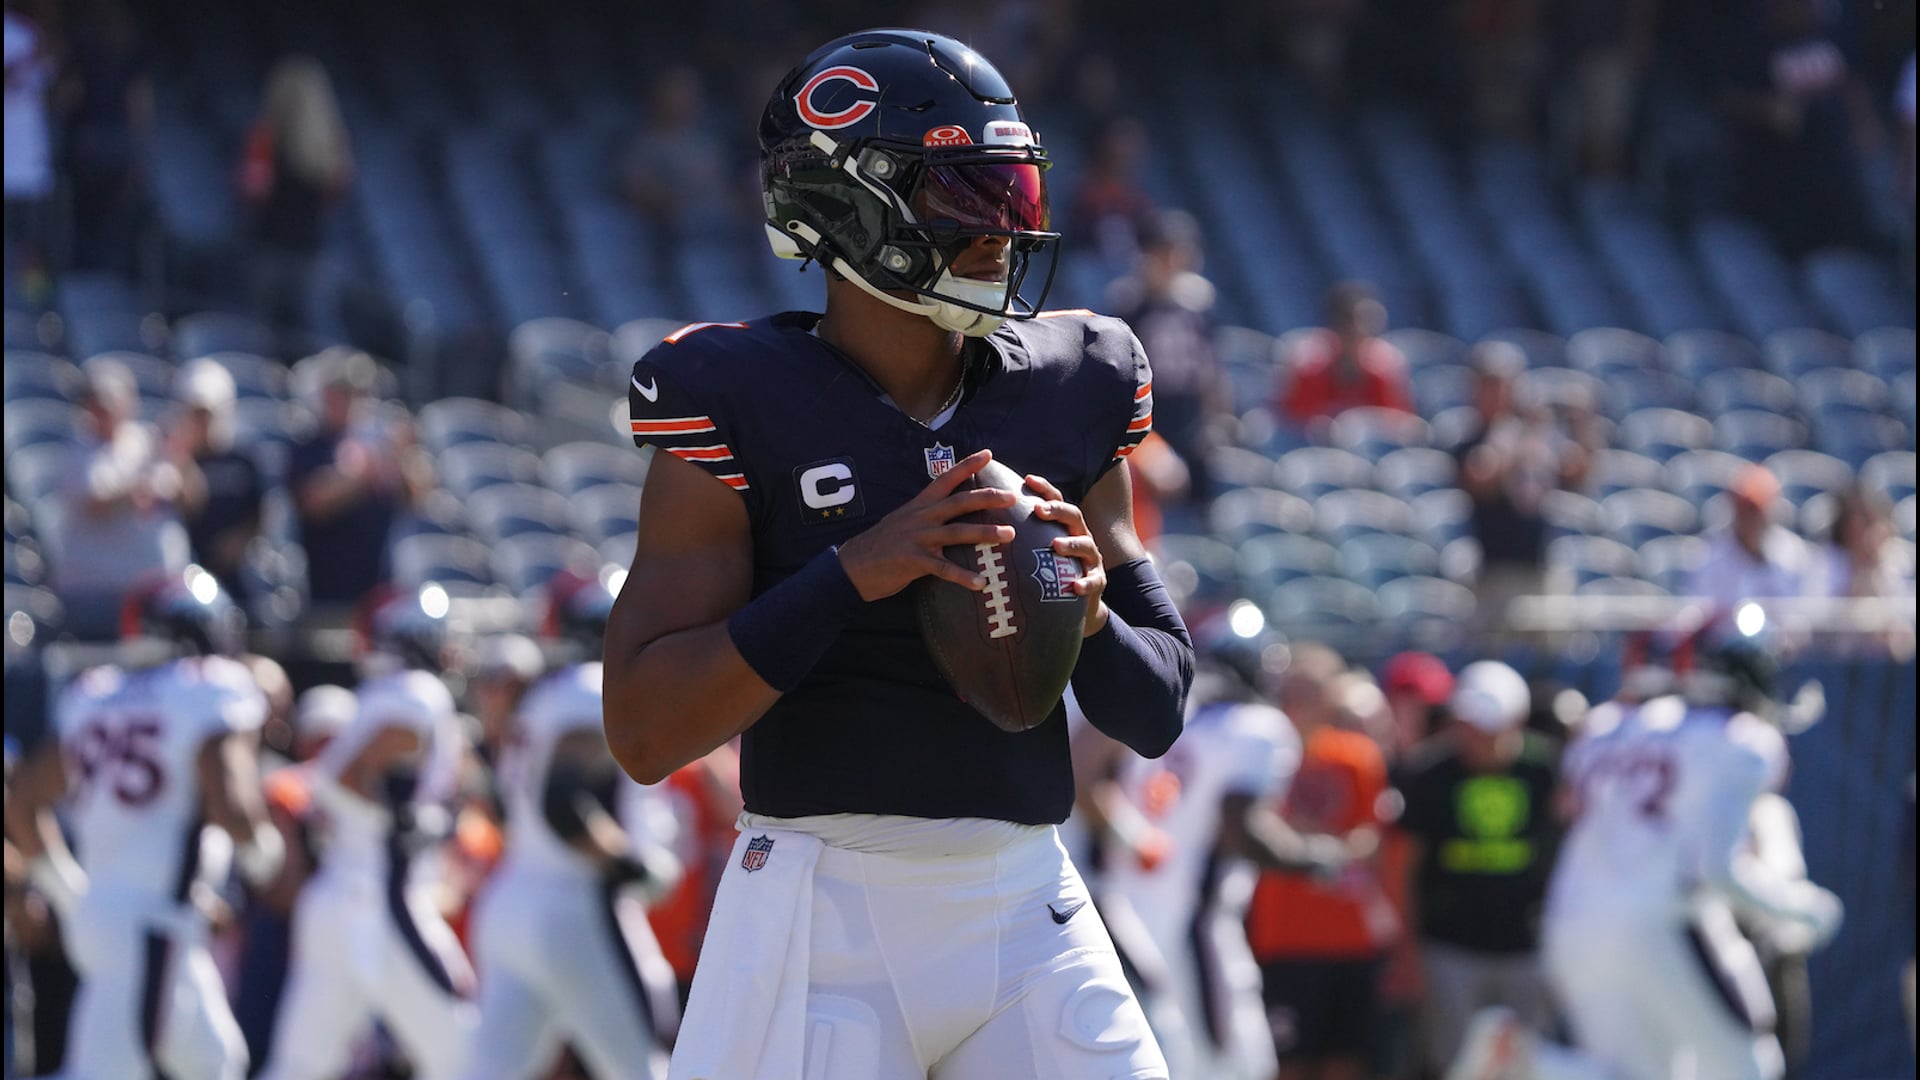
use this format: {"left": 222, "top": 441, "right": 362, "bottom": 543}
{"left": 741, "top": 835, "right": 775, "bottom": 872}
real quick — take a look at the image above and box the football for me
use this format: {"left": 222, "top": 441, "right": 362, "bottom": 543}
{"left": 914, "top": 458, "right": 1088, "bottom": 732}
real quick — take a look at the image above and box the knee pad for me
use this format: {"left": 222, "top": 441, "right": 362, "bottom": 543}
{"left": 803, "top": 994, "right": 883, "bottom": 1080}
{"left": 1058, "top": 976, "right": 1155, "bottom": 1053}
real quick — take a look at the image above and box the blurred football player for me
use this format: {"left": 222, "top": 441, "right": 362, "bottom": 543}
{"left": 1096, "top": 602, "right": 1308, "bottom": 1080}
{"left": 1451, "top": 609, "right": 1844, "bottom": 1080}
{"left": 464, "top": 569, "right": 682, "bottom": 1080}
{"left": 604, "top": 28, "right": 1192, "bottom": 1080}
{"left": 257, "top": 583, "right": 477, "bottom": 1080}
{"left": 2, "top": 566, "right": 280, "bottom": 1080}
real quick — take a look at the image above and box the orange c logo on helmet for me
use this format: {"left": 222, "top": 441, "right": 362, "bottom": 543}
{"left": 795, "top": 65, "right": 880, "bottom": 130}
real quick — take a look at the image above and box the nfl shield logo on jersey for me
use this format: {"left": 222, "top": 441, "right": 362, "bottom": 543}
{"left": 1030, "top": 549, "right": 1080, "bottom": 601}
{"left": 924, "top": 443, "right": 956, "bottom": 478}
{"left": 741, "top": 835, "right": 775, "bottom": 872}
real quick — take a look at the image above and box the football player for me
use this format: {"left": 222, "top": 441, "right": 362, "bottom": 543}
{"left": 257, "top": 584, "right": 477, "bottom": 1080}
{"left": 464, "top": 569, "right": 682, "bottom": 1080}
{"left": 2, "top": 567, "right": 280, "bottom": 1080}
{"left": 604, "top": 28, "right": 1193, "bottom": 1080}
{"left": 1450, "top": 610, "right": 1845, "bottom": 1080}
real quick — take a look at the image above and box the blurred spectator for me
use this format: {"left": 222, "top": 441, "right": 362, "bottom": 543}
{"left": 651, "top": 743, "right": 744, "bottom": 1007}
{"left": 1067, "top": 114, "right": 1156, "bottom": 278}
{"left": 4, "top": 0, "right": 58, "bottom": 307}
{"left": 1245, "top": 643, "right": 1397, "bottom": 1080}
{"left": 1380, "top": 650, "right": 1454, "bottom": 755}
{"left": 1550, "top": 0, "right": 1660, "bottom": 176}
{"left": 1461, "top": 0, "right": 1546, "bottom": 139}
{"left": 59, "top": 0, "right": 150, "bottom": 275}
{"left": 47, "top": 358, "right": 190, "bottom": 639}
{"left": 1811, "top": 483, "right": 1915, "bottom": 658}
{"left": 1710, "top": 0, "right": 1882, "bottom": 256}
{"left": 1108, "top": 210, "right": 1228, "bottom": 505}
{"left": 1125, "top": 430, "right": 1191, "bottom": 544}
{"left": 619, "top": 64, "right": 735, "bottom": 237}
{"left": 1689, "top": 463, "right": 1812, "bottom": 609}
{"left": 287, "top": 348, "right": 431, "bottom": 609}
{"left": 1456, "top": 342, "right": 1591, "bottom": 643}
{"left": 1277, "top": 281, "right": 1414, "bottom": 434}
{"left": 1392, "top": 660, "right": 1562, "bottom": 1074}
{"left": 171, "top": 358, "right": 264, "bottom": 606}
{"left": 239, "top": 55, "right": 353, "bottom": 341}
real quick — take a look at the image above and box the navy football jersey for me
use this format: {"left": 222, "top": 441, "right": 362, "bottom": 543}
{"left": 627, "top": 310, "right": 1154, "bottom": 824}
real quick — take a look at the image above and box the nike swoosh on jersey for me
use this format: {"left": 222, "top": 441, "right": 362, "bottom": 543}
{"left": 1048, "top": 899, "right": 1086, "bottom": 924}
{"left": 632, "top": 374, "right": 660, "bottom": 402}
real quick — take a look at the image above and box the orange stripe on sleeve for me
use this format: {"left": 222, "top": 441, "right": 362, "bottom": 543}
{"left": 1135, "top": 380, "right": 1153, "bottom": 401}
{"left": 631, "top": 417, "right": 718, "bottom": 436}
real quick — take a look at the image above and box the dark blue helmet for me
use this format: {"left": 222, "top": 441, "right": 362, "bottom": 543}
{"left": 358, "top": 583, "right": 452, "bottom": 673}
{"left": 759, "top": 28, "right": 1059, "bottom": 336}
{"left": 120, "top": 566, "right": 246, "bottom": 657}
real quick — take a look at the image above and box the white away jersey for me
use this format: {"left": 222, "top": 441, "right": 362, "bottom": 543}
{"left": 312, "top": 668, "right": 462, "bottom": 878}
{"left": 1548, "top": 696, "right": 1788, "bottom": 923}
{"left": 1105, "top": 701, "right": 1301, "bottom": 943}
{"left": 54, "top": 657, "right": 266, "bottom": 897}
{"left": 498, "top": 662, "right": 620, "bottom": 879}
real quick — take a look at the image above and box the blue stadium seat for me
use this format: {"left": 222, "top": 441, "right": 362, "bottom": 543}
{"left": 1411, "top": 488, "right": 1473, "bottom": 547}
{"left": 1802, "top": 251, "right": 1912, "bottom": 337}
{"left": 1860, "top": 451, "right": 1917, "bottom": 504}
{"left": 1796, "top": 368, "right": 1888, "bottom": 414}
{"left": 1208, "top": 487, "right": 1314, "bottom": 545}
{"left": 1237, "top": 532, "right": 1340, "bottom": 592}
{"left": 436, "top": 443, "right": 544, "bottom": 500}
{"left": 1313, "top": 489, "right": 1415, "bottom": 545}
{"left": 1812, "top": 407, "right": 1909, "bottom": 470}
{"left": 1149, "top": 532, "right": 1241, "bottom": 608}
{"left": 491, "top": 533, "right": 600, "bottom": 594}
{"left": 1576, "top": 576, "right": 1670, "bottom": 598}
{"left": 1541, "top": 489, "right": 1606, "bottom": 541}
{"left": 1339, "top": 533, "right": 1440, "bottom": 589}
{"left": 2, "top": 401, "right": 77, "bottom": 457}
{"left": 1602, "top": 488, "right": 1698, "bottom": 549}
{"left": 391, "top": 534, "right": 494, "bottom": 588}
{"left": 1380, "top": 328, "right": 1465, "bottom": 370}
{"left": 3, "top": 351, "right": 78, "bottom": 403}
{"left": 1664, "top": 330, "right": 1759, "bottom": 383}
{"left": 1411, "top": 364, "right": 1474, "bottom": 415}
{"left": 1762, "top": 328, "right": 1852, "bottom": 381}
{"left": 84, "top": 350, "right": 176, "bottom": 401}
{"left": 1715, "top": 409, "right": 1806, "bottom": 460}
{"left": 543, "top": 441, "right": 648, "bottom": 496}
{"left": 1206, "top": 446, "right": 1284, "bottom": 492}
{"left": 1266, "top": 575, "right": 1380, "bottom": 628}
{"left": 1375, "top": 447, "right": 1457, "bottom": 500}
{"left": 418, "top": 397, "right": 530, "bottom": 454}
{"left": 1853, "top": 327, "right": 1915, "bottom": 381}
{"left": 1699, "top": 368, "right": 1797, "bottom": 417}
{"left": 172, "top": 311, "right": 279, "bottom": 360}
{"left": 1546, "top": 535, "right": 1640, "bottom": 588}
{"left": 1764, "top": 450, "right": 1856, "bottom": 507}
{"left": 1328, "top": 406, "right": 1430, "bottom": 461}
{"left": 1567, "top": 326, "right": 1662, "bottom": 377}
{"left": 1374, "top": 575, "right": 1476, "bottom": 625}
{"left": 1587, "top": 448, "right": 1668, "bottom": 500}
{"left": 1476, "top": 328, "right": 1566, "bottom": 370}
{"left": 1276, "top": 447, "right": 1373, "bottom": 501}
{"left": 466, "top": 483, "right": 574, "bottom": 544}
{"left": 1637, "top": 534, "right": 1709, "bottom": 595}
{"left": 567, "top": 482, "right": 644, "bottom": 546}
{"left": 1621, "top": 407, "right": 1714, "bottom": 463}
{"left": 1666, "top": 449, "right": 1754, "bottom": 508}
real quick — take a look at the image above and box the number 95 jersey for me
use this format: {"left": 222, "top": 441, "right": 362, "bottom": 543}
{"left": 55, "top": 657, "right": 267, "bottom": 897}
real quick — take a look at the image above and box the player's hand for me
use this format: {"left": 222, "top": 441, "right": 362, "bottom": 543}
{"left": 1022, "top": 473, "right": 1108, "bottom": 637}
{"left": 836, "top": 449, "right": 1017, "bottom": 601}
{"left": 1791, "top": 882, "right": 1844, "bottom": 950}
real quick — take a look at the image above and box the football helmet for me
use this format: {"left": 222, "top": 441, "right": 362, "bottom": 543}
{"left": 358, "top": 583, "right": 452, "bottom": 673}
{"left": 120, "top": 565, "right": 246, "bottom": 657}
{"left": 543, "top": 567, "right": 618, "bottom": 654}
{"left": 760, "top": 28, "right": 1059, "bottom": 336}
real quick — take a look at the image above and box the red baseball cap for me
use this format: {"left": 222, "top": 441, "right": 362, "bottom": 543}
{"left": 1381, "top": 651, "right": 1454, "bottom": 707}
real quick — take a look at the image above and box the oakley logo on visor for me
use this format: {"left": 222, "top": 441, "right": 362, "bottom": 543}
{"left": 795, "top": 66, "right": 880, "bottom": 130}
{"left": 923, "top": 125, "right": 974, "bottom": 147}
{"left": 915, "top": 163, "right": 1049, "bottom": 233}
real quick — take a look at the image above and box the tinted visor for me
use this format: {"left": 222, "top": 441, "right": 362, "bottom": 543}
{"left": 913, "top": 162, "right": 1049, "bottom": 233}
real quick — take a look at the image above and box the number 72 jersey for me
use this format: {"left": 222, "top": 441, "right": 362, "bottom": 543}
{"left": 1547, "top": 695, "right": 1788, "bottom": 923}
{"left": 54, "top": 657, "right": 268, "bottom": 897}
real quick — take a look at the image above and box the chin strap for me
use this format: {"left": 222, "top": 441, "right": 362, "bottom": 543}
{"left": 828, "top": 255, "right": 1008, "bottom": 336}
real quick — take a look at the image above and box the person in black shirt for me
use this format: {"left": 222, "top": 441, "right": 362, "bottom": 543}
{"left": 1391, "top": 660, "right": 1562, "bottom": 1075}
{"left": 172, "top": 359, "right": 264, "bottom": 607}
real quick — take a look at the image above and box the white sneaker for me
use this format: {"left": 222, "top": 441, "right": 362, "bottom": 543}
{"left": 1447, "top": 1006, "right": 1528, "bottom": 1080}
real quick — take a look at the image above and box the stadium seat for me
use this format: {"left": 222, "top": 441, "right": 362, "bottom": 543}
{"left": 1313, "top": 489, "right": 1416, "bottom": 545}
{"left": 1237, "top": 532, "right": 1341, "bottom": 592}
{"left": 1764, "top": 450, "right": 1857, "bottom": 507}
{"left": 1601, "top": 488, "right": 1698, "bottom": 548}
{"left": 3, "top": 309, "right": 50, "bottom": 351}
{"left": 230, "top": 399, "right": 313, "bottom": 482}
{"left": 288, "top": 350, "right": 401, "bottom": 406}
{"left": 3, "top": 537, "right": 44, "bottom": 588}
{"left": 1266, "top": 575, "right": 1380, "bottom": 628}
{"left": 1541, "top": 489, "right": 1606, "bottom": 541}
{"left": 598, "top": 530, "right": 638, "bottom": 570}
{"left": 1796, "top": 367, "right": 1888, "bottom": 413}
{"left": 84, "top": 350, "right": 176, "bottom": 400}
{"left": 3, "top": 351, "right": 79, "bottom": 403}
{"left": 1637, "top": 534, "right": 1708, "bottom": 595}
{"left": 1853, "top": 326, "right": 1916, "bottom": 381}
{"left": 1374, "top": 447, "right": 1457, "bottom": 500}
{"left": 1714, "top": 409, "right": 1806, "bottom": 460}
{"left": 506, "top": 316, "right": 614, "bottom": 409}
{"left": 1812, "top": 409, "right": 1909, "bottom": 470}
{"left": 1576, "top": 576, "right": 1669, "bottom": 598}
{"left": 543, "top": 440, "right": 649, "bottom": 496}
{"left": 1620, "top": 407, "right": 1714, "bottom": 463}
{"left": 1338, "top": 533, "right": 1440, "bottom": 589}
{"left": 1380, "top": 328, "right": 1465, "bottom": 370}
{"left": 391, "top": 534, "right": 494, "bottom": 587}
{"left": 1150, "top": 532, "right": 1241, "bottom": 608}
{"left": 199, "top": 352, "right": 290, "bottom": 401}
{"left": 568, "top": 482, "right": 644, "bottom": 545}
{"left": 1520, "top": 366, "right": 1605, "bottom": 415}
{"left": 2, "top": 400, "right": 77, "bottom": 456}
{"left": 1215, "top": 325, "right": 1283, "bottom": 414}
{"left": 1207, "top": 446, "right": 1283, "bottom": 492}
{"left": 1608, "top": 367, "right": 1694, "bottom": 415}
{"left": 64, "top": 310, "right": 163, "bottom": 360}
{"left": 1546, "top": 535, "right": 1639, "bottom": 588}
{"left": 171, "top": 311, "right": 278, "bottom": 360}
{"left": 1275, "top": 447, "right": 1373, "bottom": 501}
{"left": 1328, "top": 406, "right": 1430, "bottom": 460}
{"left": 1426, "top": 405, "right": 1483, "bottom": 454}
{"left": 1411, "top": 488, "right": 1473, "bottom": 547}
{"left": 1477, "top": 328, "right": 1565, "bottom": 369}
{"left": 1761, "top": 328, "right": 1851, "bottom": 381}
{"left": 1375, "top": 575, "right": 1476, "bottom": 624}
{"left": 1666, "top": 449, "right": 1754, "bottom": 508}
{"left": 1664, "top": 330, "right": 1759, "bottom": 383}
{"left": 1698, "top": 368, "right": 1797, "bottom": 417}
{"left": 418, "top": 397, "right": 530, "bottom": 453}
{"left": 464, "top": 483, "right": 573, "bottom": 543}
{"left": 1587, "top": 449, "right": 1667, "bottom": 500}
{"left": 491, "top": 533, "right": 600, "bottom": 594}
{"left": 401, "top": 489, "right": 471, "bottom": 539}
{"left": 4, "top": 442, "right": 69, "bottom": 506}
{"left": 1567, "top": 326, "right": 1662, "bottom": 376}
{"left": 1860, "top": 451, "right": 1917, "bottom": 504}
{"left": 1411, "top": 363, "right": 1474, "bottom": 415}
{"left": 1208, "top": 487, "right": 1314, "bottom": 545}
{"left": 437, "top": 443, "right": 543, "bottom": 499}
